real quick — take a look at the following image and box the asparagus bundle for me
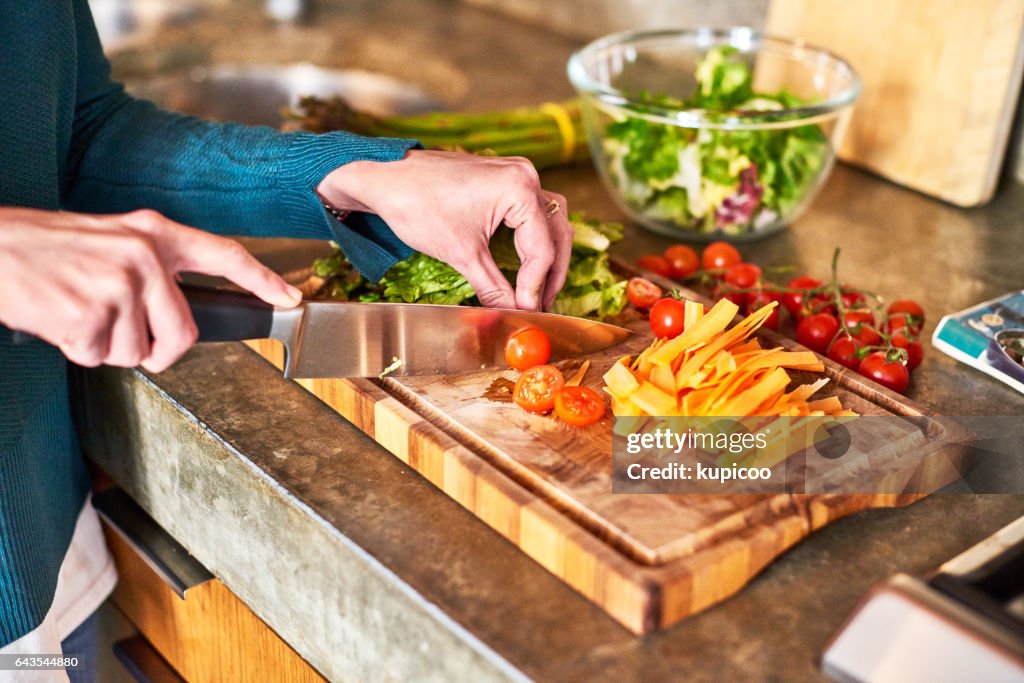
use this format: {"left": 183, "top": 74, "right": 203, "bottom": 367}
{"left": 283, "top": 96, "right": 590, "bottom": 170}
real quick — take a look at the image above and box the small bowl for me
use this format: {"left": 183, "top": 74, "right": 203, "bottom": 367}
{"left": 567, "top": 28, "right": 861, "bottom": 241}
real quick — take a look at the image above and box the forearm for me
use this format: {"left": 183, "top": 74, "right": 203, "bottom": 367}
{"left": 65, "top": 96, "right": 410, "bottom": 231}
{"left": 65, "top": 95, "right": 416, "bottom": 279}
{"left": 66, "top": 0, "right": 417, "bottom": 281}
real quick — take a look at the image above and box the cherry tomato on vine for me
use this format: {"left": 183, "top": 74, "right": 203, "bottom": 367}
{"left": 841, "top": 310, "right": 882, "bottom": 345}
{"left": 701, "top": 241, "right": 742, "bottom": 271}
{"left": 714, "top": 283, "right": 748, "bottom": 309}
{"left": 649, "top": 297, "right": 688, "bottom": 339}
{"left": 504, "top": 327, "right": 551, "bottom": 371}
{"left": 858, "top": 351, "right": 910, "bottom": 394}
{"left": 554, "top": 386, "right": 606, "bottom": 427}
{"left": 805, "top": 293, "right": 838, "bottom": 318}
{"left": 513, "top": 365, "right": 565, "bottom": 413}
{"left": 887, "top": 300, "right": 925, "bottom": 325}
{"left": 782, "top": 276, "right": 823, "bottom": 318}
{"left": 724, "top": 263, "right": 763, "bottom": 290}
{"left": 890, "top": 332, "right": 924, "bottom": 371}
{"left": 884, "top": 313, "right": 919, "bottom": 335}
{"left": 827, "top": 336, "right": 865, "bottom": 370}
{"left": 841, "top": 286, "right": 867, "bottom": 310}
{"left": 636, "top": 255, "right": 673, "bottom": 279}
{"left": 796, "top": 312, "right": 840, "bottom": 354}
{"left": 747, "top": 290, "right": 781, "bottom": 331}
{"left": 663, "top": 244, "right": 699, "bottom": 279}
{"left": 626, "top": 277, "right": 662, "bottom": 310}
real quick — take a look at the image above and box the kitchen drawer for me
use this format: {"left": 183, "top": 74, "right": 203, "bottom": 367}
{"left": 101, "top": 504, "right": 324, "bottom": 682}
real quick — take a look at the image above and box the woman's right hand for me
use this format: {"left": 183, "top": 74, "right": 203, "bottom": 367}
{"left": 0, "top": 207, "right": 301, "bottom": 372}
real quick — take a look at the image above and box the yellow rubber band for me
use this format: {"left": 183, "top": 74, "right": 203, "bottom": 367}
{"left": 540, "top": 101, "right": 576, "bottom": 164}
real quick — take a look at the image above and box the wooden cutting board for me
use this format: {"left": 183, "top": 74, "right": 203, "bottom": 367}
{"left": 245, "top": 263, "right": 970, "bottom": 634}
{"left": 765, "top": 0, "right": 1024, "bottom": 207}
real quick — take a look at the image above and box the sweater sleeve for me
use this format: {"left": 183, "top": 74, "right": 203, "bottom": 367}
{"left": 62, "top": 0, "right": 415, "bottom": 282}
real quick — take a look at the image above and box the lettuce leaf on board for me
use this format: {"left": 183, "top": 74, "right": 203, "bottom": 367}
{"left": 310, "top": 213, "right": 628, "bottom": 320}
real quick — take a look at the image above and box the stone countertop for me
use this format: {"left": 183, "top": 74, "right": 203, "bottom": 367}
{"left": 79, "top": 1, "right": 1024, "bottom": 681}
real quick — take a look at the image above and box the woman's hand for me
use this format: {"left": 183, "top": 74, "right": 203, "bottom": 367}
{"left": 0, "top": 207, "right": 301, "bottom": 372}
{"left": 317, "top": 150, "right": 573, "bottom": 311}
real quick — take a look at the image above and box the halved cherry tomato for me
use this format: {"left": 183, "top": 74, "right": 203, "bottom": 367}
{"left": 890, "top": 331, "right": 924, "bottom": 371}
{"left": 841, "top": 310, "right": 882, "bottom": 345}
{"left": 858, "top": 351, "right": 910, "bottom": 394}
{"left": 782, "top": 276, "right": 823, "bottom": 317}
{"left": 887, "top": 299, "right": 925, "bottom": 326}
{"left": 701, "top": 241, "right": 742, "bottom": 271}
{"left": 664, "top": 244, "right": 699, "bottom": 279}
{"left": 827, "top": 336, "right": 864, "bottom": 370}
{"left": 649, "top": 297, "right": 687, "bottom": 339}
{"left": 724, "top": 262, "right": 763, "bottom": 290}
{"left": 796, "top": 312, "right": 840, "bottom": 353}
{"left": 626, "top": 277, "right": 662, "bottom": 310}
{"left": 504, "top": 327, "right": 551, "bottom": 371}
{"left": 513, "top": 365, "right": 565, "bottom": 413}
{"left": 554, "top": 386, "right": 606, "bottom": 426}
{"left": 636, "top": 255, "right": 672, "bottom": 278}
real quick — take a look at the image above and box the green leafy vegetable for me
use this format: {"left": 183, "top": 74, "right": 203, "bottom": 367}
{"left": 309, "top": 213, "right": 628, "bottom": 320}
{"left": 602, "top": 46, "right": 831, "bottom": 236}
{"left": 379, "top": 253, "right": 477, "bottom": 305}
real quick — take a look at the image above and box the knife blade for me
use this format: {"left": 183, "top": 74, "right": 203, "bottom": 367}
{"left": 183, "top": 284, "right": 632, "bottom": 378}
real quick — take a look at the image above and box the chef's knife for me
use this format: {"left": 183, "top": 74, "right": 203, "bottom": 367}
{"left": 183, "top": 284, "right": 632, "bottom": 378}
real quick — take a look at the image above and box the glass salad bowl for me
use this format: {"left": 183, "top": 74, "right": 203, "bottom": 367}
{"left": 567, "top": 28, "right": 861, "bottom": 241}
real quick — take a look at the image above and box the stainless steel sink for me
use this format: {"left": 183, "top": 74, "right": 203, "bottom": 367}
{"left": 126, "top": 63, "right": 443, "bottom": 127}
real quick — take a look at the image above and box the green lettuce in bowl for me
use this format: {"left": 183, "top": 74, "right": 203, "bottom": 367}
{"left": 569, "top": 30, "right": 861, "bottom": 241}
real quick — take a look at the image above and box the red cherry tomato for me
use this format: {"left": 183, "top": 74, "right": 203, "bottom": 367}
{"left": 858, "top": 351, "right": 910, "bottom": 394}
{"left": 513, "top": 365, "right": 565, "bottom": 413}
{"left": 663, "top": 244, "right": 700, "bottom": 279}
{"left": 884, "top": 313, "right": 918, "bottom": 335}
{"left": 887, "top": 299, "right": 925, "bottom": 325}
{"left": 805, "top": 293, "right": 838, "bottom": 318}
{"left": 841, "top": 310, "right": 882, "bottom": 345}
{"left": 796, "top": 312, "right": 840, "bottom": 354}
{"left": 636, "top": 255, "right": 673, "bottom": 278}
{"left": 827, "top": 336, "right": 864, "bottom": 370}
{"left": 554, "top": 386, "right": 606, "bottom": 427}
{"left": 714, "top": 283, "right": 748, "bottom": 309}
{"left": 723, "top": 263, "right": 763, "bottom": 290}
{"left": 782, "top": 276, "right": 823, "bottom": 317}
{"left": 626, "top": 277, "right": 663, "bottom": 310}
{"left": 840, "top": 286, "right": 867, "bottom": 310}
{"left": 649, "top": 297, "right": 688, "bottom": 339}
{"left": 748, "top": 290, "right": 781, "bottom": 331}
{"left": 503, "top": 327, "right": 551, "bottom": 371}
{"left": 890, "top": 332, "right": 924, "bottom": 371}
{"left": 701, "top": 241, "right": 742, "bottom": 271}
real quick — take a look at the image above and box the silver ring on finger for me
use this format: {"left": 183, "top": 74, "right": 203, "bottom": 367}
{"left": 544, "top": 198, "right": 561, "bottom": 218}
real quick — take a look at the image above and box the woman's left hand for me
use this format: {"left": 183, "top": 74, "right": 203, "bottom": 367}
{"left": 317, "top": 150, "right": 572, "bottom": 312}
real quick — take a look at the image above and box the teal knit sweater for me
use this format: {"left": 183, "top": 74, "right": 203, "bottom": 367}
{"left": 0, "top": 2, "right": 417, "bottom": 646}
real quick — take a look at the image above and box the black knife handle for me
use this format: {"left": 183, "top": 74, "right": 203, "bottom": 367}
{"left": 181, "top": 284, "right": 274, "bottom": 342}
{"left": 8, "top": 285, "right": 275, "bottom": 346}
